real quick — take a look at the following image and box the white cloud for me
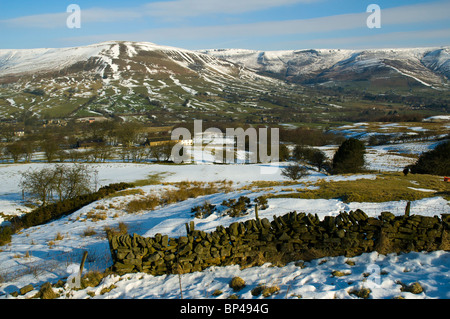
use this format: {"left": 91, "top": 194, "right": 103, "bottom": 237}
{"left": 381, "top": 1, "right": 450, "bottom": 25}
{"left": 2, "top": 12, "right": 67, "bottom": 28}
{"left": 0, "top": 0, "right": 320, "bottom": 29}
{"left": 80, "top": 8, "right": 143, "bottom": 23}
{"left": 143, "top": 0, "right": 318, "bottom": 18}
{"left": 0, "top": 7, "right": 142, "bottom": 28}
{"left": 279, "top": 28, "right": 450, "bottom": 50}
{"left": 4, "top": 0, "right": 449, "bottom": 50}
{"left": 3, "top": 0, "right": 449, "bottom": 30}
{"left": 58, "top": 11, "right": 368, "bottom": 45}
{"left": 61, "top": 1, "right": 450, "bottom": 46}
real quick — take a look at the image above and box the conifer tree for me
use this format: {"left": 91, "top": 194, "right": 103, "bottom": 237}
{"left": 332, "top": 138, "right": 366, "bottom": 174}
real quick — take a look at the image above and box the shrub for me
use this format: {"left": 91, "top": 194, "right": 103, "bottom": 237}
{"left": 161, "top": 182, "right": 221, "bottom": 204}
{"left": 251, "top": 284, "right": 280, "bottom": 297}
{"left": 104, "top": 222, "right": 128, "bottom": 237}
{"left": 281, "top": 164, "right": 309, "bottom": 181}
{"left": 191, "top": 202, "right": 216, "bottom": 219}
{"left": 81, "top": 271, "right": 106, "bottom": 289}
{"left": 254, "top": 195, "right": 269, "bottom": 210}
{"left": 251, "top": 284, "right": 266, "bottom": 296}
{"left": 86, "top": 211, "right": 107, "bottom": 222}
{"left": 310, "top": 149, "right": 327, "bottom": 171}
{"left": 400, "top": 282, "right": 424, "bottom": 294}
{"left": 229, "top": 277, "right": 246, "bottom": 291}
{"left": 332, "top": 138, "right": 366, "bottom": 174}
{"left": 278, "top": 144, "right": 291, "bottom": 162}
{"left": 0, "top": 226, "right": 13, "bottom": 246}
{"left": 126, "top": 195, "right": 160, "bottom": 213}
{"left": 82, "top": 227, "right": 97, "bottom": 237}
{"left": 293, "top": 145, "right": 315, "bottom": 161}
{"left": 222, "top": 196, "right": 251, "bottom": 217}
{"left": 35, "top": 282, "right": 59, "bottom": 299}
{"left": 408, "top": 141, "right": 450, "bottom": 176}
{"left": 262, "top": 285, "right": 280, "bottom": 298}
{"left": 349, "top": 287, "right": 371, "bottom": 299}
{"left": 293, "top": 145, "right": 328, "bottom": 171}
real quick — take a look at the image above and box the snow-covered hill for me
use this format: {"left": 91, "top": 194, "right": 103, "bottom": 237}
{"left": 0, "top": 41, "right": 284, "bottom": 119}
{"left": 2, "top": 42, "right": 448, "bottom": 87}
{"left": 200, "top": 47, "right": 450, "bottom": 88}
{"left": 0, "top": 41, "right": 448, "bottom": 120}
{"left": 0, "top": 41, "right": 245, "bottom": 79}
{"left": 0, "top": 43, "right": 106, "bottom": 77}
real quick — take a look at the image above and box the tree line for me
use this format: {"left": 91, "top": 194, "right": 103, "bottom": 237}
{"left": 282, "top": 137, "right": 449, "bottom": 181}
{"left": 0, "top": 180, "right": 131, "bottom": 246}
{"left": 1, "top": 119, "right": 347, "bottom": 164}
{"left": 281, "top": 138, "right": 367, "bottom": 180}
{"left": 407, "top": 141, "right": 450, "bottom": 176}
{"left": 0, "top": 119, "right": 177, "bottom": 163}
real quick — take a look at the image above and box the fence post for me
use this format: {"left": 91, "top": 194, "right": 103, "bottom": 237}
{"left": 79, "top": 251, "right": 88, "bottom": 278}
{"left": 405, "top": 202, "right": 411, "bottom": 217}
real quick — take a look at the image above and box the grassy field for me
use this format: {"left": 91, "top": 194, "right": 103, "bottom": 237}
{"left": 269, "top": 172, "right": 449, "bottom": 202}
{"left": 130, "top": 172, "right": 173, "bottom": 187}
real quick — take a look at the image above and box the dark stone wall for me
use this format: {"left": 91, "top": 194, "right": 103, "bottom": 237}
{"left": 108, "top": 210, "right": 450, "bottom": 275}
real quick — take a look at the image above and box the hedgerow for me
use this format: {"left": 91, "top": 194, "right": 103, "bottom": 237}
{"left": 0, "top": 182, "right": 132, "bottom": 246}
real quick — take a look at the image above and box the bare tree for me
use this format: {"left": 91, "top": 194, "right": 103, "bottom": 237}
{"left": 115, "top": 122, "right": 142, "bottom": 147}
{"left": 40, "top": 137, "right": 60, "bottom": 162}
{"left": 55, "top": 164, "right": 98, "bottom": 200}
{"left": 21, "top": 139, "right": 36, "bottom": 163}
{"left": 281, "top": 163, "right": 309, "bottom": 181}
{"left": 20, "top": 164, "right": 98, "bottom": 206}
{"left": 150, "top": 142, "right": 176, "bottom": 162}
{"left": 6, "top": 141, "right": 26, "bottom": 163}
{"left": 310, "top": 149, "right": 327, "bottom": 171}
{"left": 89, "top": 142, "right": 111, "bottom": 163}
{"left": 20, "top": 166, "right": 55, "bottom": 206}
{"left": 0, "top": 146, "right": 5, "bottom": 162}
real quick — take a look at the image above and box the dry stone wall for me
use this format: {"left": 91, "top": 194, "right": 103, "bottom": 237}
{"left": 108, "top": 210, "right": 450, "bottom": 276}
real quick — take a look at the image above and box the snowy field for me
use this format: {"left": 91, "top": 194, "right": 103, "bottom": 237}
{"left": 65, "top": 250, "right": 450, "bottom": 299}
{"left": 0, "top": 141, "right": 449, "bottom": 299}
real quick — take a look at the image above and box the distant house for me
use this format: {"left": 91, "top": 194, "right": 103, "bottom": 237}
{"left": 148, "top": 139, "right": 193, "bottom": 147}
{"left": 42, "top": 119, "right": 68, "bottom": 127}
{"left": 13, "top": 129, "right": 25, "bottom": 137}
{"left": 178, "top": 139, "right": 194, "bottom": 146}
{"left": 76, "top": 139, "right": 104, "bottom": 149}
{"left": 76, "top": 116, "right": 109, "bottom": 123}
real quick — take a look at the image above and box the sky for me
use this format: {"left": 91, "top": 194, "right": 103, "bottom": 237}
{"left": 0, "top": 0, "right": 449, "bottom": 50}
